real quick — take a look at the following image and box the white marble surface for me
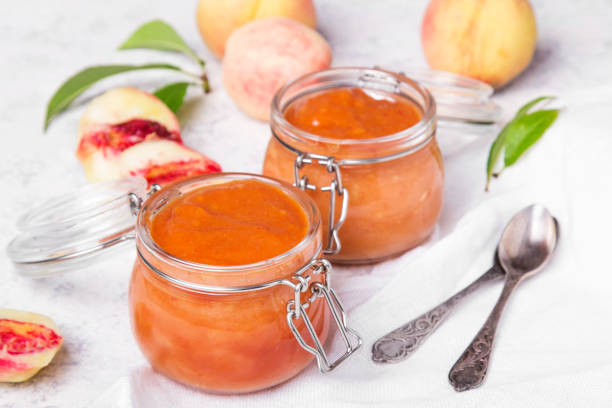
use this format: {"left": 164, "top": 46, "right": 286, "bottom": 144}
{"left": 1, "top": 1, "right": 612, "bottom": 407}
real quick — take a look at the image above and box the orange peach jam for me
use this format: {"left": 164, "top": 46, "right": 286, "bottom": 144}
{"left": 129, "top": 175, "right": 328, "bottom": 393}
{"left": 264, "top": 68, "right": 444, "bottom": 263}
{"left": 284, "top": 87, "right": 423, "bottom": 139}
{"left": 150, "top": 179, "right": 308, "bottom": 265}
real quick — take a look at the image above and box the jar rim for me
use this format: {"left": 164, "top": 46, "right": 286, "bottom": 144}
{"left": 270, "top": 67, "right": 436, "bottom": 149}
{"left": 135, "top": 173, "right": 322, "bottom": 281}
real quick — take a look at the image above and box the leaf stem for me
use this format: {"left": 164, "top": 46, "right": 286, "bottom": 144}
{"left": 177, "top": 68, "right": 211, "bottom": 93}
{"left": 201, "top": 73, "right": 211, "bottom": 93}
{"left": 178, "top": 69, "right": 202, "bottom": 80}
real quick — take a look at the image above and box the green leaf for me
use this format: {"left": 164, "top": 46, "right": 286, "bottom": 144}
{"left": 485, "top": 96, "right": 560, "bottom": 191}
{"left": 119, "top": 20, "right": 204, "bottom": 67}
{"left": 154, "top": 82, "right": 191, "bottom": 113}
{"left": 504, "top": 109, "right": 559, "bottom": 166}
{"left": 514, "top": 96, "right": 555, "bottom": 118}
{"left": 44, "top": 63, "right": 183, "bottom": 130}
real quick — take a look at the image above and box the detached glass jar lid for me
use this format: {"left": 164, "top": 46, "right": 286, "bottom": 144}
{"left": 397, "top": 67, "right": 501, "bottom": 126}
{"left": 7, "top": 177, "right": 148, "bottom": 277}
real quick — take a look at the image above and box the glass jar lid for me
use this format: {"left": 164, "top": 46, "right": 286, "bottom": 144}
{"left": 399, "top": 67, "right": 501, "bottom": 125}
{"left": 6, "top": 177, "right": 147, "bottom": 277}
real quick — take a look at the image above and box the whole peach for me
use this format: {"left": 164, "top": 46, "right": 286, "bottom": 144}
{"left": 421, "top": 0, "right": 537, "bottom": 88}
{"left": 196, "top": 0, "right": 316, "bottom": 58}
{"left": 222, "top": 17, "right": 331, "bottom": 121}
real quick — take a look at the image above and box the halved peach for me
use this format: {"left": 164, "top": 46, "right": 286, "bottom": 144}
{"left": 76, "top": 87, "right": 221, "bottom": 185}
{"left": 78, "top": 87, "right": 180, "bottom": 147}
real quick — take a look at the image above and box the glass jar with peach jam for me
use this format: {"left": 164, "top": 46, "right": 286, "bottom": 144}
{"left": 264, "top": 67, "right": 444, "bottom": 264}
{"left": 130, "top": 173, "right": 361, "bottom": 393}
{"left": 7, "top": 174, "right": 361, "bottom": 394}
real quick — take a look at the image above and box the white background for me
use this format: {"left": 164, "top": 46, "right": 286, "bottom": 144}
{"left": 1, "top": 1, "right": 612, "bottom": 407}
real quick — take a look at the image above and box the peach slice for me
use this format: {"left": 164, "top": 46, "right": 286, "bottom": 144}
{"left": 78, "top": 87, "right": 180, "bottom": 141}
{"left": 0, "top": 309, "right": 63, "bottom": 383}
{"left": 77, "top": 87, "right": 182, "bottom": 180}
{"left": 77, "top": 87, "right": 221, "bottom": 186}
{"left": 119, "top": 139, "right": 222, "bottom": 186}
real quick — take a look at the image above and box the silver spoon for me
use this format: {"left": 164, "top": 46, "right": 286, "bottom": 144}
{"left": 371, "top": 209, "right": 526, "bottom": 364}
{"left": 371, "top": 259, "right": 504, "bottom": 364}
{"left": 449, "top": 204, "right": 559, "bottom": 391}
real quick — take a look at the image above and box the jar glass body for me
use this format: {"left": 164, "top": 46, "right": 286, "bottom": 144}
{"left": 264, "top": 68, "right": 444, "bottom": 264}
{"left": 128, "top": 174, "right": 329, "bottom": 394}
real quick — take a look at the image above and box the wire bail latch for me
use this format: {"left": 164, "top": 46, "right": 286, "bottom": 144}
{"left": 286, "top": 259, "right": 362, "bottom": 373}
{"left": 128, "top": 184, "right": 162, "bottom": 216}
{"left": 294, "top": 154, "right": 349, "bottom": 256}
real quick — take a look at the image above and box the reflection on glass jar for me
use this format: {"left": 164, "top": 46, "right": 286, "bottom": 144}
{"left": 129, "top": 174, "right": 360, "bottom": 394}
{"left": 264, "top": 68, "right": 444, "bottom": 264}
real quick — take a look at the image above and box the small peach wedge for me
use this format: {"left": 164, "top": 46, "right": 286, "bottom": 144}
{"left": 118, "top": 139, "right": 221, "bottom": 186}
{"left": 0, "top": 309, "right": 63, "bottom": 383}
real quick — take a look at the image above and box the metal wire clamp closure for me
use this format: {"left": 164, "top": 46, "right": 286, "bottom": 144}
{"left": 286, "top": 259, "right": 362, "bottom": 372}
{"left": 294, "top": 154, "right": 349, "bottom": 256}
{"left": 138, "top": 250, "right": 362, "bottom": 374}
{"left": 128, "top": 183, "right": 162, "bottom": 216}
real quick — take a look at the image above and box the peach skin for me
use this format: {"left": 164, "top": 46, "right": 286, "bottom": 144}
{"left": 196, "top": 0, "right": 316, "bottom": 58}
{"left": 422, "top": 0, "right": 537, "bottom": 88}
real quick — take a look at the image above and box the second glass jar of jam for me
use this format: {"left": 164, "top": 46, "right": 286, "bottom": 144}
{"left": 264, "top": 67, "right": 444, "bottom": 264}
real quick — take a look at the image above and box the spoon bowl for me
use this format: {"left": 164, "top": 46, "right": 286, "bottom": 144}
{"left": 498, "top": 204, "right": 559, "bottom": 277}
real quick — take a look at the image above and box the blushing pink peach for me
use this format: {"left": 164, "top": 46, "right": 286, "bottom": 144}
{"left": 222, "top": 17, "right": 332, "bottom": 121}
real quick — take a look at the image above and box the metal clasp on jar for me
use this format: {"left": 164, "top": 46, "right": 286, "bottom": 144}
{"left": 128, "top": 184, "right": 162, "bottom": 216}
{"left": 286, "top": 259, "right": 362, "bottom": 373}
{"left": 357, "top": 69, "right": 402, "bottom": 93}
{"left": 294, "top": 154, "right": 349, "bottom": 256}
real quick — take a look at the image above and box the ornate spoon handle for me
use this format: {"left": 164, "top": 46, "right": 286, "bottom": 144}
{"left": 371, "top": 264, "right": 504, "bottom": 363}
{"left": 448, "top": 275, "right": 520, "bottom": 391}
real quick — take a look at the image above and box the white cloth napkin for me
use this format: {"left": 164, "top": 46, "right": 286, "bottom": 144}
{"left": 91, "top": 89, "right": 612, "bottom": 407}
